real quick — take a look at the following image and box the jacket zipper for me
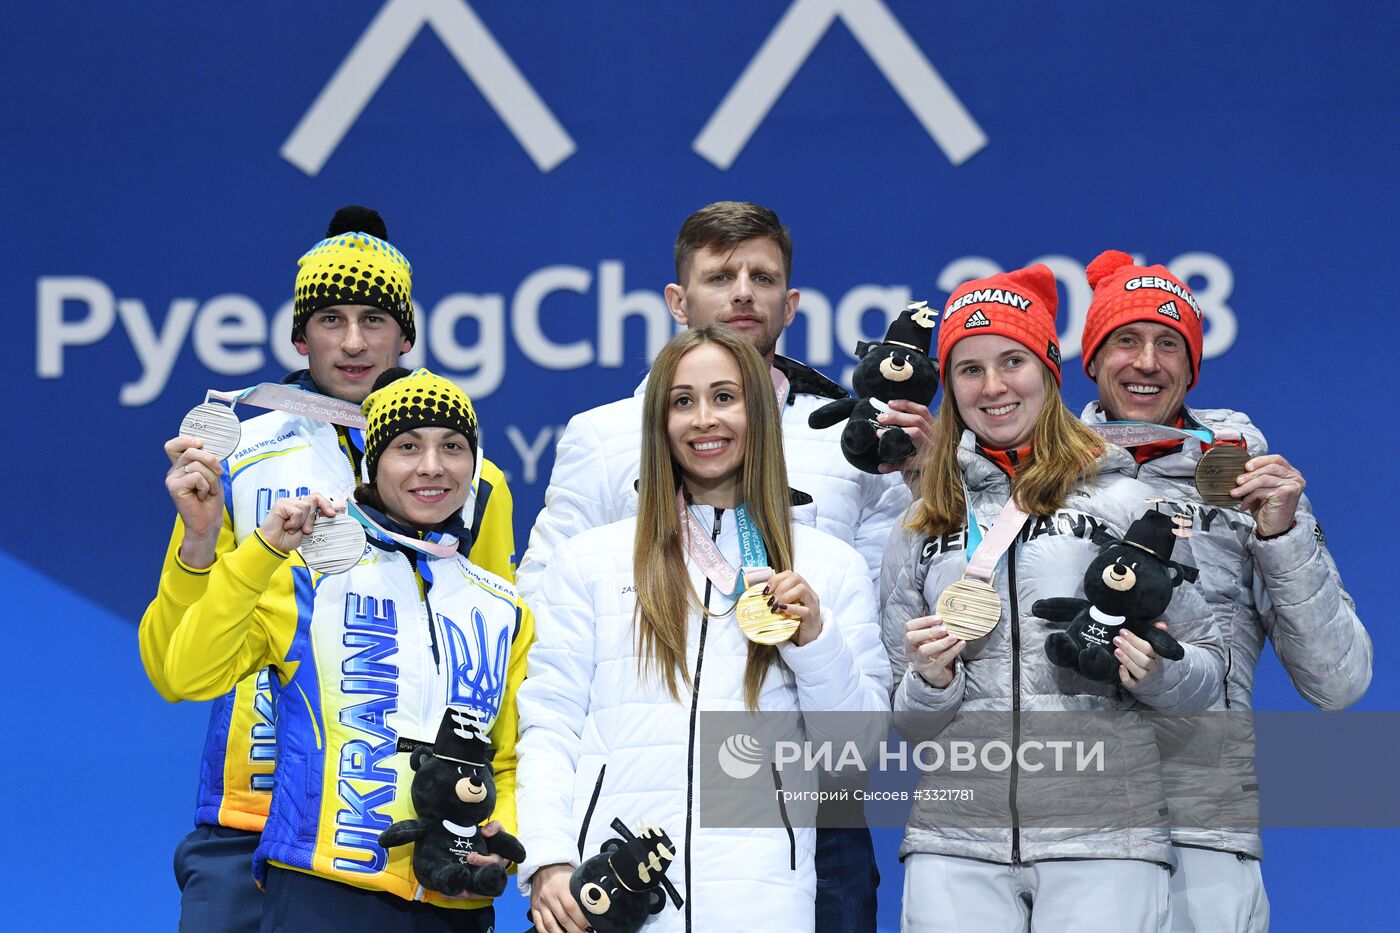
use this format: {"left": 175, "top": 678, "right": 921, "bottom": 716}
{"left": 409, "top": 553, "right": 444, "bottom": 750}
{"left": 1223, "top": 646, "right": 1233, "bottom": 709}
{"left": 683, "top": 507, "right": 722, "bottom": 933}
{"left": 771, "top": 765, "right": 797, "bottom": 869}
{"left": 1008, "top": 537, "right": 1022, "bottom": 865}
{"left": 411, "top": 552, "right": 443, "bottom": 671}
{"left": 576, "top": 764, "right": 608, "bottom": 857}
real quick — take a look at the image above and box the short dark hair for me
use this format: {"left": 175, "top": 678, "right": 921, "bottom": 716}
{"left": 673, "top": 201, "right": 793, "bottom": 285}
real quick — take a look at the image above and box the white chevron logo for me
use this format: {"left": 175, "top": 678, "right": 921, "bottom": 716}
{"left": 693, "top": 0, "right": 987, "bottom": 170}
{"left": 281, "top": 0, "right": 576, "bottom": 176}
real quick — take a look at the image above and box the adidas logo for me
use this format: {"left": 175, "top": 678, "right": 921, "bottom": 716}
{"left": 964, "top": 309, "right": 992, "bottom": 329}
{"left": 1157, "top": 300, "right": 1181, "bottom": 321}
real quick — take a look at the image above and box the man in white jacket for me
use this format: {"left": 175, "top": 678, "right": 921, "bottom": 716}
{"left": 1078, "top": 249, "right": 1371, "bottom": 933}
{"left": 518, "top": 201, "right": 906, "bottom": 932}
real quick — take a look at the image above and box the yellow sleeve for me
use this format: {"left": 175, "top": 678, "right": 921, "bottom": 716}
{"left": 163, "top": 530, "right": 302, "bottom": 701}
{"left": 138, "top": 511, "right": 236, "bottom": 702}
{"left": 488, "top": 599, "right": 535, "bottom": 840}
{"left": 467, "top": 457, "right": 516, "bottom": 583}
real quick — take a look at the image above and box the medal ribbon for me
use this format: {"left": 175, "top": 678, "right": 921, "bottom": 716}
{"left": 1089, "top": 420, "right": 1244, "bottom": 450}
{"left": 676, "top": 491, "right": 770, "bottom": 597}
{"left": 964, "top": 497, "right": 1029, "bottom": 583}
{"left": 769, "top": 368, "right": 791, "bottom": 410}
{"left": 207, "top": 383, "right": 368, "bottom": 428}
{"left": 347, "top": 497, "right": 459, "bottom": 559}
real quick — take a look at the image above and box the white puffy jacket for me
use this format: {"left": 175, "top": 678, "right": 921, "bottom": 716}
{"left": 516, "top": 357, "right": 911, "bottom": 606}
{"left": 516, "top": 509, "right": 891, "bottom": 933}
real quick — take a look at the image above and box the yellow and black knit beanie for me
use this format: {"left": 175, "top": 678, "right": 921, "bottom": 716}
{"left": 293, "top": 205, "right": 415, "bottom": 345}
{"left": 361, "top": 368, "right": 478, "bottom": 480}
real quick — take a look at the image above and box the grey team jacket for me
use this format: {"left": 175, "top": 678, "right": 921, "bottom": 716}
{"left": 880, "top": 433, "right": 1225, "bottom": 867}
{"left": 1081, "top": 403, "right": 1372, "bottom": 858}
{"left": 517, "top": 355, "right": 910, "bottom": 605}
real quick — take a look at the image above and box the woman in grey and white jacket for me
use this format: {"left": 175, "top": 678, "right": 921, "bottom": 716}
{"left": 517, "top": 326, "right": 890, "bottom": 933}
{"left": 882, "top": 265, "right": 1223, "bottom": 933}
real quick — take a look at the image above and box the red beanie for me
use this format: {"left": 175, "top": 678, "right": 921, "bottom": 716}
{"left": 1081, "top": 250, "right": 1202, "bottom": 388}
{"left": 937, "top": 263, "right": 1062, "bottom": 384}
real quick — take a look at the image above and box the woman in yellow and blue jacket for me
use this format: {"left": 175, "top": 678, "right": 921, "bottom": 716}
{"left": 163, "top": 368, "right": 532, "bottom": 933}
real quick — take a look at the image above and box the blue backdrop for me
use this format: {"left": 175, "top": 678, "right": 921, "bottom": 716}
{"left": 6, "top": 1, "right": 1396, "bottom": 929}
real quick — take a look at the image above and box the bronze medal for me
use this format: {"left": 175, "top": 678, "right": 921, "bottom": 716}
{"left": 299, "top": 510, "right": 367, "bottom": 575}
{"left": 937, "top": 576, "right": 1002, "bottom": 640}
{"left": 736, "top": 581, "right": 799, "bottom": 645}
{"left": 179, "top": 402, "right": 241, "bottom": 461}
{"left": 1194, "top": 444, "right": 1250, "bottom": 509}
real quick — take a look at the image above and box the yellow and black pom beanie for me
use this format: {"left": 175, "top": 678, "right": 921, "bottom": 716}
{"left": 361, "top": 368, "right": 478, "bottom": 480}
{"left": 293, "top": 205, "right": 415, "bottom": 345}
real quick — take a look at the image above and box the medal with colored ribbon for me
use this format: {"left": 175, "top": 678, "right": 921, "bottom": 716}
{"left": 180, "top": 383, "right": 368, "bottom": 461}
{"left": 677, "top": 491, "right": 796, "bottom": 645}
{"left": 1089, "top": 420, "right": 1249, "bottom": 509}
{"left": 937, "top": 496, "right": 1029, "bottom": 641}
{"left": 301, "top": 496, "right": 461, "bottom": 575}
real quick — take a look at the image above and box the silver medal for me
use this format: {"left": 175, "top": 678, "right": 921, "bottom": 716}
{"left": 299, "top": 510, "right": 367, "bottom": 575}
{"left": 179, "top": 402, "right": 242, "bottom": 461}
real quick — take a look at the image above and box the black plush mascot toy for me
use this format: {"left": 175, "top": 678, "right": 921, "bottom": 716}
{"left": 808, "top": 300, "right": 939, "bottom": 473}
{"left": 1035, "top": 507, "right": 1199, "bottom": 684}
{"left": 378, "top": 707, "right": 527, "bottom": 897}
{"left": 525, "top": 818, "right": 683, "bottom": 933}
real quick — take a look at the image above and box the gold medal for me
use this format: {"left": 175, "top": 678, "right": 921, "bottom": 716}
{"left": 937, "top": 576, "right": 1002, "bottom": 640}
{"left": 1194, "top": 444, "right": 1250, "bottom": 509}
{"left": 736, "top": 581, "right": 799, "bottom": 645}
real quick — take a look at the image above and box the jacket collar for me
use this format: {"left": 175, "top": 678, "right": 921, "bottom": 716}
{"left": 281, "top": 369, "right": 321, "bottom": 393}
{"left": 772, "top": 355, "right": 848, "bottom": 402}
{"left": 631, "top": 354, "right": 849, "bottom": 404}
{"left": 956, "top": 428, "right": 1133, "bottom": 493}
{"left": 357, "top": 498, "right": 468, "bottom": 558}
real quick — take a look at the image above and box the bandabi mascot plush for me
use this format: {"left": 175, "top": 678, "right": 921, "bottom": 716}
{"left": 526, "top": 818, "right": 683, "bottom": 933}
{"left": 1035, "top": 506, "right": 1199, "bottom": 684}
{"left": 808, "top": 300, "right": 938, "bottom": 473}
{"left": 378, "top": 707, "right": 527, "bottom": 897}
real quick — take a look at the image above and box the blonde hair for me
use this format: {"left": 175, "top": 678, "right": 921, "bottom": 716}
{"left": 634, "top": 325, "right": 793, "bottom": 710}
{"left": 910, "top": 365, "right": 1103, "bottom": 536}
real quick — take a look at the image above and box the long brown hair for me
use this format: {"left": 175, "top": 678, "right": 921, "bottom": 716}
{"left": 633, "top": 325, "right": 793, "bottom": 710}
{"left": 910, "top": 365, "right": 1103, "bottom": 536}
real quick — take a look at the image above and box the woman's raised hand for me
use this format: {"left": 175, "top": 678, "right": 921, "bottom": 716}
{"left": 768, "top": 570, "right": 822, "bottom": 646}
{"left": 905, "top": 615, "right": 965, "bottom": 689}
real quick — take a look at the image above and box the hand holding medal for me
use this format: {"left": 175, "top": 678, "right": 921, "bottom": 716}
{"left": 1229, "top": 453, "right": 1306, "bottom": 537}
{"left": 739, "top": 570, "right": 822, "bottom": 647}
{"left": 904, "top": 616, "right": 966, "bottom": 689}
{"left": 258, "top": 493, "right": 341, "bottom": 556}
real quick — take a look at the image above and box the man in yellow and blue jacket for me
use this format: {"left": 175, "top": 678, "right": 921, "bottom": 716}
{"left": 139, "top": 208, "right": 518, "bottom": 932}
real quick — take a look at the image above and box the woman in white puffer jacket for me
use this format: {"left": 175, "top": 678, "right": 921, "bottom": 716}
{"left": 517, "top": 325, "right": 891, "bottom": 933}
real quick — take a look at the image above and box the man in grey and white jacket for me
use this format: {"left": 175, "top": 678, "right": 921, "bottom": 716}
{"left": 518, "top": 201, "right": 908, "bottom": 933}
{"left": 1079, "top": 249, "right": 1371, "bottom": 933}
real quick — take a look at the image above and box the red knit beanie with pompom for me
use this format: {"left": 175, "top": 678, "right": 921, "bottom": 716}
{"left": 1081, "top": 250, "right": 1202, "bottom": 388}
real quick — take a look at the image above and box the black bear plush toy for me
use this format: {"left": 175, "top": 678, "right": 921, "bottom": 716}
{"left": 808, "top": 300, "right": 938, "bottom": 473}
{"left": 378, "top": 707, "right": 527, "bottom": 897}
{"left": 1035, "top": 508, "right": 1199, "bottom": 684}
{"left": 525, "top": 818, "right": 683, "bottom": 933}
